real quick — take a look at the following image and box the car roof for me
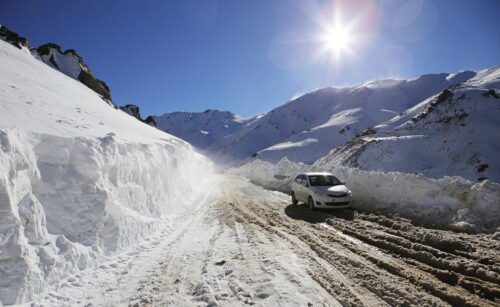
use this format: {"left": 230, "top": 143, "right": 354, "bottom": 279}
{"left": 302, "top": 172, "right": 333, "bottom": 176}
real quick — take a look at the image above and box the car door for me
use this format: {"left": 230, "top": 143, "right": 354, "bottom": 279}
{"left": 301, "top": 175, "right": 310, "bottom": 201}
{"left": 296, "top": 175, "right": 307, "bottom": 202}
{"left": 293, "top": 175, "right": 302, "bottom": 200}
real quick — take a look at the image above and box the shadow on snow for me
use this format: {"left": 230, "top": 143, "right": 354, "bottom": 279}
{"left": 284, "top": 204, "right": 354, "bottom": 224}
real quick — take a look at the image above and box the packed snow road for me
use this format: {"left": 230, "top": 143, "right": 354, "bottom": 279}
{"left": 33, "top": 176, "right": 499, "bottom": 306}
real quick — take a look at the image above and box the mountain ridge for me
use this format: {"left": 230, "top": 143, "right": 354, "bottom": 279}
{"left": 153, "top": 67, "right": 499, "bottom": 183}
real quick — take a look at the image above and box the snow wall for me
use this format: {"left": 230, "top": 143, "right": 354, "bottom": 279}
{"left": 231, "top": 158, "right": 500, "bottom": 233}
{"left": 0, "top": 128, "right": 215, "bottom": 304}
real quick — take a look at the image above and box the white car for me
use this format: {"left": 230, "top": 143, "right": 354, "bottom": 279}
{"left": 291, "top": 172, "right": 352, "bottom": 209}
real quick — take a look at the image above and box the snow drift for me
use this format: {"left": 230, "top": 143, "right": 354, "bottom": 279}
{"left": 231, "top": 158, "right": 500, "bottom": 233}
{"left": 0, "top": 38, "right": 215, "bottom": 304}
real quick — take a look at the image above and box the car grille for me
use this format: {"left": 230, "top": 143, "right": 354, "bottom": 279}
{"left": 328, "top": 193, "right": 348, "bottom": 198}
{"left": 325, "top": 201, "right": 350, "bottom": 206}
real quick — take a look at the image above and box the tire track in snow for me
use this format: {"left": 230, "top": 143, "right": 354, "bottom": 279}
{"left": 134, "top": 186, "right": 340, "bottom": 306}
{"left": 33, "top": 177, "right": 499, "bottom": 306}
{"left": 219, "top": 180, "right": 499, "bottom": 306}
{"left": 32, "top": 185, "right": 218, "bottom": 306}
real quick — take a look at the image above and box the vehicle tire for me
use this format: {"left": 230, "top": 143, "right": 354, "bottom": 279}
{"left": 308, "top": 196, "right": 315, "bottom": 210}
{"left": 291, "top": 191, "right": 298, "bottom": 205}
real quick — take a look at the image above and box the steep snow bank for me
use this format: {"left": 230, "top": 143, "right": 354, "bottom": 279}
{"left": 0, "top": 39, "right": 216, "bottom": 304}
{"left": 231, "top": 159, "right": 500, "bottom": 233}
{"left": 0, "top": 129, "right": 97, "bottom": 304}
{"left": 0, "top": 128, "right": 212, "bottom": 304}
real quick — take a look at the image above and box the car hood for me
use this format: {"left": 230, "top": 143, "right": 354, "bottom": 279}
{"left": 311, "top": 185, "right": 351, "bottom": 195}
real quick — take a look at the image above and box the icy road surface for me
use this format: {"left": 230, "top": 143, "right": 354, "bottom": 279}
{"left": 33, "top": 176, "right": 499, "bottom": 306}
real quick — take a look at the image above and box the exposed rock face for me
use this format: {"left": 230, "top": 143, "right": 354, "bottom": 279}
{"left": 77, "top": 69, "right": 111, "bottom": 101}
{"left": 120, "top": 104, "right": 157, "bottom": 127}
{"left": 1, "top": 26, "right": 160, "bottom": 131}
{"left": 120, "top": 104, "right": 141, "bottom": 120}
{"left": 1, "top": 26, "right": 112, "bottom": 102}
{"left": 144, "top": 116, "right": 157, "bottom": 127}
{"left": 36, "top": 43, "right": 112, "bottom": 101}
{"left": 36, "top": 43, "right": 63, "bottom": 56}
{"left": 0, "top": 25, "right": 29, "bottom": 49}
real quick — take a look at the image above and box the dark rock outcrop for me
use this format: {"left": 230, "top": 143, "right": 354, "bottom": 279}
{"left": 2, "top": 25, "right": 158, "bottom": 129}
{"left": 120, "top": 104, "right": 156, "bottom": 127}
{"left": 120, "top": 104, "right": 142, "bottom": 120}
{"left": 0, "top": 25, "right": 29, "bottom": 49}
{"left": 36, "top": 43, "right": 63, "bottom": 56}
{"left": 144, "top": 116, "right": 157, "bottom": 127}
{"left": 1, "top": 26, "right": 112, "bottom": 102}
{"left": 77, "top": 70, "right": 111, "bottom": 100}
{"left": 37, "top": 43, "right": 112, "bottom": 101}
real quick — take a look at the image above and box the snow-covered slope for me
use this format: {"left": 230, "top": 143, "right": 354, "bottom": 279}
{"left": 154, "top": 109, "right": 253, "bottom": 151}
{"left": 158, "top": 72, "right": 476, "bottom": 165}
{"left": 316, "top": 67, "right": 500, "bottom": 183}
{"left": 1, "top": 25, "right": 112, "bottom": 103}
{"left": 35, "top": 43, "right": 112, "bottom": 102}
{"left": 0, "top": 38, "right": 215, "bottom": 304}
{"left": 153, "top": 68, "right": 498, "bottom": 183}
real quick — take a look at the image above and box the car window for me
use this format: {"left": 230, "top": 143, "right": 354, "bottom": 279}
{"left": 308, "top": 175, "right": 341, "bottom": 187}
{"left": 295, "top": 175, "right": 302, "bottom": 183}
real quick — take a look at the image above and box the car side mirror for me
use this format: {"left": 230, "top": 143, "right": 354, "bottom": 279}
{"left": 305, "top": 183, "right": 309, "bottom": 187}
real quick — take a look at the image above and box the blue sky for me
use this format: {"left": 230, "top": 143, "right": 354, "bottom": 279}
{"left": 1, "top": 0, "right": 499, "bottom": 116}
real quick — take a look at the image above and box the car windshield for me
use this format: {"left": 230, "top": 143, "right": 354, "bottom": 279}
{"left": 308, "top": 175, "right": 342, "bottom": 187}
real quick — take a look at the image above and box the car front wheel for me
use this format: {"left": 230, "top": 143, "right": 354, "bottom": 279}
{"left": 291, "top": 191, "right": 298, "bottom": 205}
{"left": 308, "top": 196, "right": 315, "bottom": 210}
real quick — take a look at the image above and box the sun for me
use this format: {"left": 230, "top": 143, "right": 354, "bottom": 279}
{"left": 319, "top": 23, "right": 355, "bottom": 59}
{"left": 323, "top": 26, "right": 352, "bottom": 55}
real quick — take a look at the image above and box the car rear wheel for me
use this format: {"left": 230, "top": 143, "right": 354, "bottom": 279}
{"left": 308, "top": 196, "right": 315, "bottom": 210}
{"left": 291, "top": 191, "right": 298, "bottom": 205}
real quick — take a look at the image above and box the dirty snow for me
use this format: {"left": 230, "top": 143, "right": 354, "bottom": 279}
{"left": 231, "top": 158, "right": 500, "bottom": 232}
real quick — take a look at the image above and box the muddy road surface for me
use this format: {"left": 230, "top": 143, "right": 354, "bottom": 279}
{"left": 34, "top": 177, "right": 499, "bottom": 306}
{"left": 132, "top": 178, "right": 499, "bottom": 306}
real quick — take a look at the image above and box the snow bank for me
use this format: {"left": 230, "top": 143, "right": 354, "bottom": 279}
{"left": 0, "top": 37, "right": 219, "bottom": 304}
{"left": 230, "top": 158, "right": 500, "bottom": 233}
{"left": 0, "top": 128, "right": 214, "bottom": 304}
{"left": 0, "top": 129, "right": 96, "bottom": 304}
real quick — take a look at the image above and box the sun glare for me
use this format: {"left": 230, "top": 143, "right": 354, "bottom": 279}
{"left": 322, "top": 26, "right": 353, "bottom": 55}
{"left": 311, "top": 0, "right": 379, "bottom": 63}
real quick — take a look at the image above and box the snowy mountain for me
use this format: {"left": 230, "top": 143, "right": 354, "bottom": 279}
{"left": 0, "top": 35, "right": 214, "bottom": 304}
{"left": 253, "top": 72, "right": 477, "bottom": 164}
{"left": 154, "top": 109, "right": 253, "bottom": 151}
{"left": 316, "top": 67, "right": 500, "bottom": 182}
{"left": 152, "top": 67, "right": 499, "bottom": 183}
{"left": 156, "top": 71, "right": 477, "bottom": 165}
